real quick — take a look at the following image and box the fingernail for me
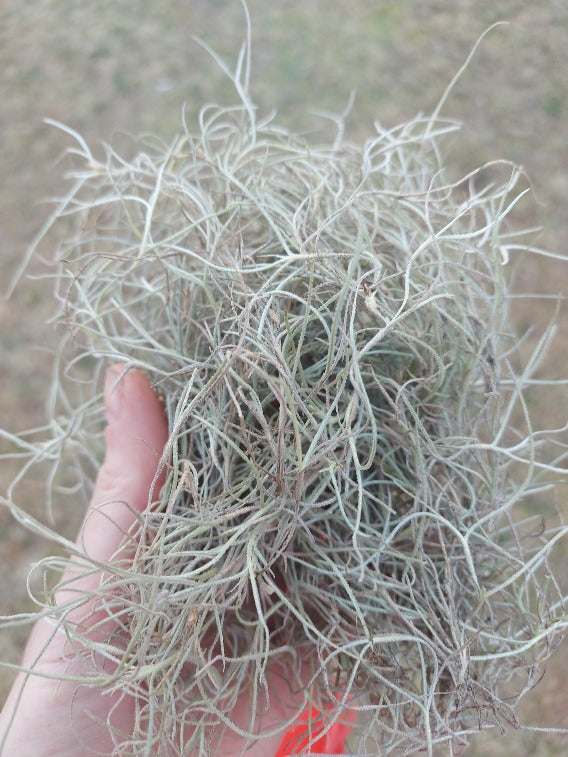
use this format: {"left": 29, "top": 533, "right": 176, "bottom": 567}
{"left": 104, "top": 364, "right": 125, "bottom": 423}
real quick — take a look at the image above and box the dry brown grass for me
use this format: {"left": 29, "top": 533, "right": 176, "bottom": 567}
{"left": 1, "top": 1, "right": 566, "bottom": 753}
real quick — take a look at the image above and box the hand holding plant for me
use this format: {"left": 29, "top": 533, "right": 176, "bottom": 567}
{"left": 0, "top": 367, "right": 351, "bottom": 755}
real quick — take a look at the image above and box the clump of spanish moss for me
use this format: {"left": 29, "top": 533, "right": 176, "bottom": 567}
{"left": 2, "top": 36, "right": 568, "bottom": 757}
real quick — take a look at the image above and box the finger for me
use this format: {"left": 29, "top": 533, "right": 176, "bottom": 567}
{"left": 55, "top": 365, "right": 169, "bottom": 618}
{"left": 78, "top": 364, "right": 168, "bottom": 565}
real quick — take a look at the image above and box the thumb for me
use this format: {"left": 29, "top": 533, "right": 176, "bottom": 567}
{"left": 77, "top": 364, "right": 169, "bottom": 566}
{"left": 55, "top": 364, "right": 169, "bottom": 616}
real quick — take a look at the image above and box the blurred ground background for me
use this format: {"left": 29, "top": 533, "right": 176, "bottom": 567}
{"left": 0, "top": 0, "right": 566, "bottom": 753}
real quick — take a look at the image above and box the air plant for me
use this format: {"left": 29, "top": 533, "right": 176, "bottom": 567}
{"left": 1, "top": 21, "right": 567, "bottom": 757}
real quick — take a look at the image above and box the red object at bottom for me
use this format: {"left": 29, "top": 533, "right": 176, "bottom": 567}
{"left": 274, "top": 705, "right": 354, "bottom": 756}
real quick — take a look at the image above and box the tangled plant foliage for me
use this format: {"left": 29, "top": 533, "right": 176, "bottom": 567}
{"left": 2, "top": 32, "right": 568, "bottom": 757}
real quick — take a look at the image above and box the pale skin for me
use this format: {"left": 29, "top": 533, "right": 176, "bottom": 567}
{"left": 0, "top": 366, "right": 335, "bottom": 756}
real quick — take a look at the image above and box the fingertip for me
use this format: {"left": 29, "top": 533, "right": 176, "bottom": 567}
{"left": 104, "top": 363, "right": 126, "bottom": 423}
{"left": 104, "top": 365, "right": 168, "bottom": 456}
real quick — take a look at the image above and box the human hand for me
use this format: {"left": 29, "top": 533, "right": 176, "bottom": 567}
{"left": 0, "top": 367, "right": 351, "bottom": 756}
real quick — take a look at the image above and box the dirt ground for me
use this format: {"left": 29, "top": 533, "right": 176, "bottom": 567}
{"left": 0, "top": 1, "right": 567, "bottom": 753}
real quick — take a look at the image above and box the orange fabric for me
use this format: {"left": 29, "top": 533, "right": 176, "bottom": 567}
{"left": 274, "top": 705, "right": 354, "bottom": 756}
